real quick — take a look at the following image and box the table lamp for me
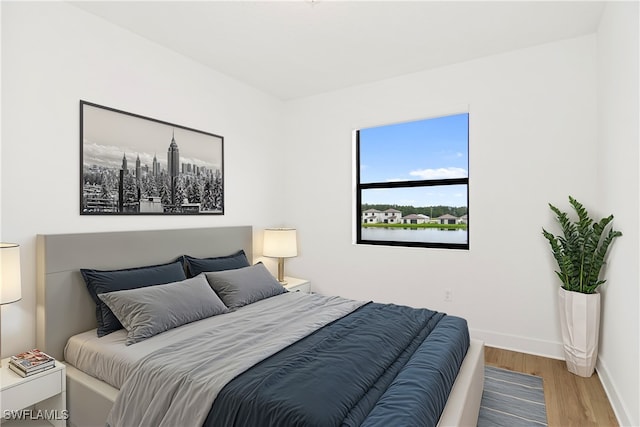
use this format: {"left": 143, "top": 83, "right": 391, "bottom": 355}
{"left": 263, "top": 228, "right": 297, "bottom": 284}
{"left": 1, "top": 243, "right": 22, "bottom": 361}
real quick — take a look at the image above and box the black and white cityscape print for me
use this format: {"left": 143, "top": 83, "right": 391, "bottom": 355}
{"left": 81, "top": 101, "right": 224, "bottom": 215}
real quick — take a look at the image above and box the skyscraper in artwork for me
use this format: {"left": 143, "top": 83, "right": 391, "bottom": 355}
{"left": 167, "top": 131, "right": 180, "bottom": 206}
{"left": 135, "top": 154, "right": 141, "bottom": 181}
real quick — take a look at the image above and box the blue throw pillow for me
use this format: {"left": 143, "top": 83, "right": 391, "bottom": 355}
{"left": 81, "top": 260, "right": 187, "bottom": 337}
{"left": 182, "top": 250, "right": 250, "bottom": 278}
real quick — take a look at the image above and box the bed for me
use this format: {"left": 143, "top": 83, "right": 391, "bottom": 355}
{"left": 36, "top": 226, "right": 484, "bottom": 427}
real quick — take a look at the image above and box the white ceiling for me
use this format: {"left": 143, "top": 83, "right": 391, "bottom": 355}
{"left": 70, "top": 1, "right": 606, "bottom": 100}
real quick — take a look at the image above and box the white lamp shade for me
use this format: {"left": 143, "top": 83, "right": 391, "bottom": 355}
{"left": 263, "top": 228, "right": 298, "bottom": 258}
{"left": 0, "top": 243, "right": 22, "bottom": 305}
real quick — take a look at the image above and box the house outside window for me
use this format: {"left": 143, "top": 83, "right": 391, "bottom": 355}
{"left": 355, "top": 112, "right": 469, "bottom": 249}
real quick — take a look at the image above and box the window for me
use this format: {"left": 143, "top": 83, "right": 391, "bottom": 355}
{"left": 355, "top": 113, "right": 469, "bottom": 249}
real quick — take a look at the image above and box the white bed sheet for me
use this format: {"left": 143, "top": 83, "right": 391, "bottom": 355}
{"left": 64, "top": 313, "right": 231, "bottom": 389}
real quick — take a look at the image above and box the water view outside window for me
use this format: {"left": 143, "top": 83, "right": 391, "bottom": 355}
{"left": 356, "top": 113, "right": 469, "bottom": 249}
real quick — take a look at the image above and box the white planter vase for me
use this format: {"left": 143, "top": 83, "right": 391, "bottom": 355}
{"left": 557, "top": 287, "right": 601, "bottom": 377}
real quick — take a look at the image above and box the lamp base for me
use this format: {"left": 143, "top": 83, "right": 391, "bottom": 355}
{"left": 277, "top": 258, "right": 287, "bottom": 284}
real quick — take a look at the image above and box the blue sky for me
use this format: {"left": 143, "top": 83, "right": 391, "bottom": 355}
{"left": 359, "top": 113, "right": 468, "bottom": 207}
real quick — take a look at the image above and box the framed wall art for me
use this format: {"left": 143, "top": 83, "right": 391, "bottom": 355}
{"left": 80, "top": 101, "right": 224, "bottom": 215}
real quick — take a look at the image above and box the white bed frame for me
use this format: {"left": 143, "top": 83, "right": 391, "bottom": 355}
{"left": 36, "top": 226, "right": 484, "bottom": 427}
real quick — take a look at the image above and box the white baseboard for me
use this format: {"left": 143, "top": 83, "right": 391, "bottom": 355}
{"left": 596, "top": 358, "right": 632, "bottom": 427}
{"left": 469, "top": 328, "right": 564, "bottom": 360}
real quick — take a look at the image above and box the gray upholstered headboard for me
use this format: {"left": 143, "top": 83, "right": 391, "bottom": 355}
{"left": 36, "top": 226, "right": 253, "bottom": 360}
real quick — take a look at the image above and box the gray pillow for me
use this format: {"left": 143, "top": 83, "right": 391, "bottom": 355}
{"left": 98, "top": 274, "right": 228, "bottom": 345}
{"left": 204, "top": 262, "right": 286, "bottom": 309}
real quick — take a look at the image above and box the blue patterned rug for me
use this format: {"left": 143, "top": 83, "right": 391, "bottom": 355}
{"left": 477, "top": 366, "right": 548, "bottom": 427}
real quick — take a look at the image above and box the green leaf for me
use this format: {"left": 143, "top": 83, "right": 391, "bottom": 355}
{"left": 542, "top": 196, "right": 622, "bottom": 293}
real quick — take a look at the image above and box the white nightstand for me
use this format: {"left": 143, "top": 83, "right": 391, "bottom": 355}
{"left": 0, "top": 358, "right": 67, "bottom": 427}
{"left": 283, "top": 277, "right": 311, "bottom": 294}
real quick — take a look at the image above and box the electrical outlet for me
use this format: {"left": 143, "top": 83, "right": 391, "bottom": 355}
{"left": 444, "top": 289, "right": 453, "bottom": 302}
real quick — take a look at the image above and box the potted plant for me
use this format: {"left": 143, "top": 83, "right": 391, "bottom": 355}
{"left": 542, "top": 196, "right": 622, "bottom": 377}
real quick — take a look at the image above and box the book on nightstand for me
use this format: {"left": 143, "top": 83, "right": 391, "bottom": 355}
{"left": 8, "top": 360, "right": 55, "bottom": 377}
{"left": 9, "top": 348, "right": 56, "bottom": 376}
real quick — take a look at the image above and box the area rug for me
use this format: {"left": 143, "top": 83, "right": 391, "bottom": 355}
{"left": 477, "top": 366, "right": 548, "bottom": 427}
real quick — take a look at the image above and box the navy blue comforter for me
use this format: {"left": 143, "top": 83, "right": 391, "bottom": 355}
{"left": 205, "top": 302, "right": 469, "bottom": 427}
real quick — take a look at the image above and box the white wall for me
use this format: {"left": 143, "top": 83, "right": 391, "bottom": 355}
{"left": 282, "top": 35, "right": 599, "bottom": 359}
{"left": 0, "top": 2, "right": 284, "bottom": 357}
{"left": 596, "top": 2, "right": 639, "bottom": 426}
{"left": 2, "top": 2, "right": 637, "bottom": 424}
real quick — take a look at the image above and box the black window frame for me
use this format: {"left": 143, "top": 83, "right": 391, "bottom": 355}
{"left": 355, "top": 114, "right": 470, "bottom": 250}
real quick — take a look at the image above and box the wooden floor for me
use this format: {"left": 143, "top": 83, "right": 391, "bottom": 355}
{"left": 484, "top": 346, "right": 618, "bottom": 427}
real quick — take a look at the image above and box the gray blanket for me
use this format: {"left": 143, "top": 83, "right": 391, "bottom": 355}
{"left": 106, "top": 292, "right": 365, "bottom": 427}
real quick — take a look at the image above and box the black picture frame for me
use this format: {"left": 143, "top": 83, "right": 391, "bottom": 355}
{"left": 80, "top": 101, "right": 224, "bottom": 215}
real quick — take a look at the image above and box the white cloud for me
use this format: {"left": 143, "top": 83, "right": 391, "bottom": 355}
{"left": 409, "top": 167, "right": 467, "bottom": 179}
